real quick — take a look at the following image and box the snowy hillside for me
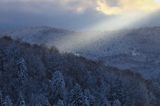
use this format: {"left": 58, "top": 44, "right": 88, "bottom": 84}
{"left": 80, "top": 27, "right": 160, "bottom": 79}
{"left": 0, "top": 26, "right": 74, "bottom": 46}
{"left": 1, "top": 26, "right": 160, "bottom": 79}
{"left": 0, "top": 36, "right": 158, "bottom": 106}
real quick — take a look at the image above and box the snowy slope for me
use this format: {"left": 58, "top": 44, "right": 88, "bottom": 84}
{"left": 79, "top": 27, "right": 160, "bottom": 78}
{"left": 1, "top": 26, "right": 160, "bottom": 79}
{"left": 0, "top": 26, "right": 74, "bottom": 46}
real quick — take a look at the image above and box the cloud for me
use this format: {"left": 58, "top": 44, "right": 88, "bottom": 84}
{"left": 0, "top": 0, "right": 160, "bottom": 30}
{"left": 0, "top": 0, "right": 107, "bottom": 30}
{"left": 57, "top": 0, "right": 160, "bottom": 15}
{"left": 46, "top": 0, "right": 160, "bottom": 15}
{"left": 96, "top": 0, "right": 160, "bottom": 15}
{"left": 0, "top": 0, "right": 160, "bottom": 15}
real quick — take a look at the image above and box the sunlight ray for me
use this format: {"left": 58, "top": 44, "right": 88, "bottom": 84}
{"left": 55, "top": 11, "right": 157, "bottom": 52}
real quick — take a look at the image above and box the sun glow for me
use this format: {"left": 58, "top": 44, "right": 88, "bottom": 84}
{"left": 87, "top": 12, "right": 151, "bottom": 31}
{"left": 96, "top": 0, "right": 160, "bottom": 15}
{"left": 55, "top": 11, "right": 154, "bottom": 52}
{"left": 52, "top": 0, "right": 160, "bottom": 52}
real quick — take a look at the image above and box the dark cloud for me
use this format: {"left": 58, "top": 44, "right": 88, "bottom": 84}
{"left": 106, "top": 0, "right": 120, "bottom": 7}
{"left": 0, "top": 0, "right": 159, "bottom": 31}
{"left": 0, "top": 1, "right": 108, "bottom": 30}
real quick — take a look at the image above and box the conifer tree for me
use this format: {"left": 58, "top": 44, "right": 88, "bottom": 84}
{"left": 0, "top": 49, "right": 6, "bottom": 72}
{"left": 16, "top": 57, "right": 28, "bottom": 84}
{"left": 112, "top": 99, "right": 121, "bottom": 106}
{"left": 0, "top": 90, "right": 3, "bottom": 106}
{"left": 51, "top": 71, "right": 65, "bottom": 101}
{"left": 69, "top": 84, "right": 84, "bottom": 106}
{"left": 17, "top": 92, "right": 26, "bottom": 106}
{"left": 3, "top": 96, "right": 13, "bottom": 106}
{"left": 56, "top": 99, "right": 64, "bottom": 106}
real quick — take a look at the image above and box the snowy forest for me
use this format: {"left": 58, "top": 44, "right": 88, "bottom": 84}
{"left": 0, "top": 36, "right": 159, "bottom": 106}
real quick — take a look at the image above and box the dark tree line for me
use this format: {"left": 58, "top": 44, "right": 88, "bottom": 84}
{"left": 0, "top": 36, "right": 159, "bottom": 106}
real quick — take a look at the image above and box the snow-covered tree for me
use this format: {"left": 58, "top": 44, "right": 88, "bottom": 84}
{"left": 51, "top": 71, "right": 65, "bottom": 101}
{"left": 112, "top": 99, "right": 121, "bottom": 106}
{"left": 100, "top": 97, "right": 111, "bottom": 106}
{"left": 110, "top": 79, "right": 123, "bottom": 101}
{"left": 3, "top": 95, "right": 13, "bottom": 106}
{"left": 0, "top": 90, "right": 3, "bottom": 106}
{"left": 69, "top": 84, "right": 84, "bottom": 106}
{"left": 84, "top": 89, "right": 95, "bottom": 106}
{"left": 30, "top": 93, "right": 50, "bottom": 106}
{"left": 0, "top": 36, "right": 156, "bottom": 106}
{"left": 0, "top": 49, "right": 6, "bottom": 72}
{"left": 98, "top": 80, "right": 110, "bottom": 106}
{"left": 17, "top": 92, "right": 26, "bottom": 106}
{"left": 83, "top": 95, "right": 90, "bottom": 106}
{"left": 56, "top": 99, "right": 64, "bottom": 106}
{"left": 16, "top": 57, "right": 28, "bottom": 84}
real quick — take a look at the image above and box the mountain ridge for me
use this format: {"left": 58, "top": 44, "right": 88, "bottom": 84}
{"left": 0, "top": 36, "right": 158, "bottom": 105}
{"left": 1, "top": 26, "right": 160, "bottom": 79}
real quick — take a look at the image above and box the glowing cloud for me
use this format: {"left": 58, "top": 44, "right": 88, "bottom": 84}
{"left": 155, "top": 0, "right": 160, "bottom": 3}
{"left": 96, "top": 0, "right": 160, "bottom": 15}
{"left": 54, "top": 0, "right": 160, "bottom": 14}
{"left": 1, "top": 0, "right": 160, "bottom": 15}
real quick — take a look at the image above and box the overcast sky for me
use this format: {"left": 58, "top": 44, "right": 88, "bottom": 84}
{"left": 0, "top": 0, "right": 160, "bottom": 31}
